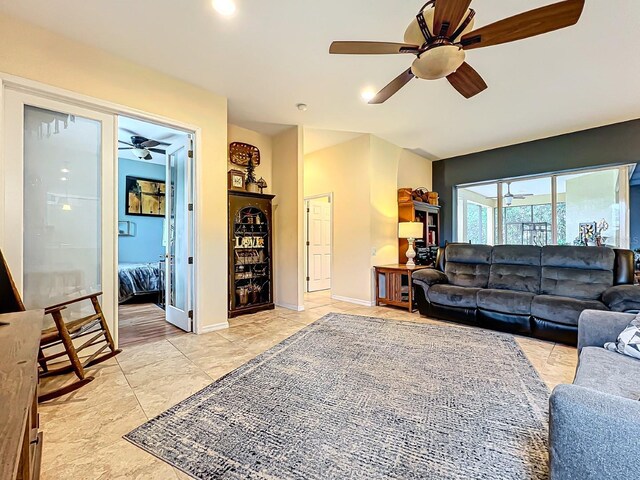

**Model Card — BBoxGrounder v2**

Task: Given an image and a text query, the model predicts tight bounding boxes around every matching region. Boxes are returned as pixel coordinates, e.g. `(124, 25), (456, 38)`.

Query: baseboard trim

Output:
(330, 295), (374, 307)
(276, 302), (305, 312)
(198, 321), (230, 334)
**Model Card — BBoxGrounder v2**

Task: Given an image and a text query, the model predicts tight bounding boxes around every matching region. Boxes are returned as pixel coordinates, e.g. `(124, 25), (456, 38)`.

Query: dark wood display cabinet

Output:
(228, 191), (275, 318)
(398, 192), (441, 265)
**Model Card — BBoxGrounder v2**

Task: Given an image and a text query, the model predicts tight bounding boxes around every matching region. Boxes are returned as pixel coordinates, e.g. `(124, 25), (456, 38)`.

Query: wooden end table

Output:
(374, 264), (430, 312)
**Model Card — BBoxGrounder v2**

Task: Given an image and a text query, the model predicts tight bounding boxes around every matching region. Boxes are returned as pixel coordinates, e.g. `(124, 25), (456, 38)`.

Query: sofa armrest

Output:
(412, 269), (448, 288)
(577, 309), (635, 354)
(549, 384), (640, 480)
(602, 284), (640, 312)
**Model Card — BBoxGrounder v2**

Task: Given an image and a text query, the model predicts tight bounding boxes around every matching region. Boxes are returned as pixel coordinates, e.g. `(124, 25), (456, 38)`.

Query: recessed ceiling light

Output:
(61, 167), (70, 173)
(360, 88), (376, 103)
(60, 176), (68, 181)
(296, 103), (308, 112)
(213, 0), (236, 16)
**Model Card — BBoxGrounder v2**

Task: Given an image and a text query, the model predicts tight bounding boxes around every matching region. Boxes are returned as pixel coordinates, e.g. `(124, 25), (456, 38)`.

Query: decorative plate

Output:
(230, 142), (260, 166)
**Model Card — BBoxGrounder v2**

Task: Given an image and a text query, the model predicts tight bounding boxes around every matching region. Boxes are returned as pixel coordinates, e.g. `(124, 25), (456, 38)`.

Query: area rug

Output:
(125, 313), (550, 479)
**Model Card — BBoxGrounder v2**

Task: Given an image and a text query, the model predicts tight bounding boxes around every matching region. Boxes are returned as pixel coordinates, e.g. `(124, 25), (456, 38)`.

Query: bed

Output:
(118, 262), (164, 304)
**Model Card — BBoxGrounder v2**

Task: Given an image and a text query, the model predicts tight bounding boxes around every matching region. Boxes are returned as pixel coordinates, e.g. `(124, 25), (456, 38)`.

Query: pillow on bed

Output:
(604, 316), (640, 361)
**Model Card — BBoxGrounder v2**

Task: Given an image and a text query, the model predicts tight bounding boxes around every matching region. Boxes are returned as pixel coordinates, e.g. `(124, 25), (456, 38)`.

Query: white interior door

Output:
(306, 196), (332, 292)
(1, 88), (116, 334)
(164, 138), (193, 331)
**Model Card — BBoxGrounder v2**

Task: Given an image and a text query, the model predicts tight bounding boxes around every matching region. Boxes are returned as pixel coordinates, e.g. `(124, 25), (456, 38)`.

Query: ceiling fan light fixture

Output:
(212, 0), (236, 17)
(360, 88), (377, 103)
(411, 46), (466, 80)
(133, 147), (151, 159)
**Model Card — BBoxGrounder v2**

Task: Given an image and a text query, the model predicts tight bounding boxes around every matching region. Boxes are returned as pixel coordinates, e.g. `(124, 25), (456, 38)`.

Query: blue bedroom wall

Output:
(118, 158), (165, 264)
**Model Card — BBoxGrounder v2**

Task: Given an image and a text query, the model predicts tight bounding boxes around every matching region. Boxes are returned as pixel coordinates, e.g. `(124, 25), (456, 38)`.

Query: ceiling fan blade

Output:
(329, 41), (420, 55)
(144, 153), (153, 161)
(433, 0), (472, 38)
(446, 62), (487, 98)
(368, 69), (415, 104)
(140, 139), (161, 148)
(148, 148), (166, 154)
(461, 0), (584, 50)
(118, 147), (133, 150)
(119, 127), (138, 136)
(118, 140), (134, 146)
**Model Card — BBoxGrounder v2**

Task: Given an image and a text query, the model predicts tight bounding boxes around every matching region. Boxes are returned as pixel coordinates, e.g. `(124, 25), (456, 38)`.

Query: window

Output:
(456, 166), (630, 248)
(457, 183), (497, 245)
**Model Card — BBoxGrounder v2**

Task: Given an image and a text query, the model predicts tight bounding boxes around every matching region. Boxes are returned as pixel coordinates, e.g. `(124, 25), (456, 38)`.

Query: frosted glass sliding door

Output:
(23, 106), (102, 308)
(2, 89), (115, 330)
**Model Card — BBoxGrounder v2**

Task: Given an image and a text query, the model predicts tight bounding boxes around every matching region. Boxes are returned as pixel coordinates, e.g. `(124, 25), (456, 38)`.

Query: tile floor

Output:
(38, 291), (578, 479)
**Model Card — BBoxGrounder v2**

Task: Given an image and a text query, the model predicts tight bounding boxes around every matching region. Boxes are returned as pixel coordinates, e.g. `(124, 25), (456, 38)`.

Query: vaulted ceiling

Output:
(1, 0), (638, 159)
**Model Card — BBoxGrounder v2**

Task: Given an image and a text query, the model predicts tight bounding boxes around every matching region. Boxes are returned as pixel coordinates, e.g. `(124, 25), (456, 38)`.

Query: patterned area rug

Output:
(125, 314), (550, 479)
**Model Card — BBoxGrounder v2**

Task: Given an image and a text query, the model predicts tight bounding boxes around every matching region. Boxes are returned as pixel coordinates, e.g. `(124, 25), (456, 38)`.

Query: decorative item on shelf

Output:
(257, 177), (268, 194)
(248, 284), (262, 304)
(399, 221), (424, 267)
(230, 142), (260, 167)
(228, 169), (245, 191)
(245, 154), (259, 193)
(427, 192), (439, 206)
(576, 220), (609, 246)
(595, 218), (609, 247)
(236, 286), (249, 305)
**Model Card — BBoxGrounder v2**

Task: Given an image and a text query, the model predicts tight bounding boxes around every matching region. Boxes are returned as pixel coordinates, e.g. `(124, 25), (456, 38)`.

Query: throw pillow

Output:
(605, 316), (640, 360)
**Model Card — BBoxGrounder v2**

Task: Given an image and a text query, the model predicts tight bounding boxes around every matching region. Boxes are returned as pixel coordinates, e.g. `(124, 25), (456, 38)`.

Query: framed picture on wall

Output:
(125, 176), (166, 217)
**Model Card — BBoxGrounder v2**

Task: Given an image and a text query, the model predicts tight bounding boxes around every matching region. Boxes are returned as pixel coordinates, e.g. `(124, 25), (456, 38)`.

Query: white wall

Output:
(304, 134), (433, 305)
(304, 135), (372, 304)
(272, 126), (304, 310)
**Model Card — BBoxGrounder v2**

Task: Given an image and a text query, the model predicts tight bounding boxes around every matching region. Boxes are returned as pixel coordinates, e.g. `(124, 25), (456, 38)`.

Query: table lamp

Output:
(399, 222), (424, 267)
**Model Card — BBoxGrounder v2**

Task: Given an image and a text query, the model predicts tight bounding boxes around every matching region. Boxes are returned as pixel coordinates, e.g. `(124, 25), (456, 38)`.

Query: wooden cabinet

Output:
(228, 191), (275, 318)
(398, 193), (441, 265)
(0, 310), (44, 480)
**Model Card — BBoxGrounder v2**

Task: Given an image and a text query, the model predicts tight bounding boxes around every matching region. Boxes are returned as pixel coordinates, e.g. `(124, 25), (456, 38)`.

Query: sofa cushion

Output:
(444, 244), (492, 288)
(531, 295), (608, 326)
(604, 316), (640, 360)
(574, 346), (640, 400)
(542, 245), (615, 270)
(540, 246), (614, 300)
(428, 284), (479, 309)
(477, 289), (535, 315)
(602, 285), (640, 312)
(491, 245), (542, 266)
(488, 245), (541, 293)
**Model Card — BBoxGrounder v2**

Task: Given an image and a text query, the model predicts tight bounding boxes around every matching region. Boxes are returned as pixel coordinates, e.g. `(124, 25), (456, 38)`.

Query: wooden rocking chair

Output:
(0, 250), (121, 402)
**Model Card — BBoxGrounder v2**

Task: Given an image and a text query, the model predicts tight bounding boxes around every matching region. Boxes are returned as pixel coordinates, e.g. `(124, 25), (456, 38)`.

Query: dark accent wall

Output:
(433, 119), (640, 244)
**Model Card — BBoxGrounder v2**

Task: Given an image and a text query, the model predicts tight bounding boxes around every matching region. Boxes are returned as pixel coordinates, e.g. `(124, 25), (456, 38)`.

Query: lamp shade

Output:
(398, 222), (424, 239)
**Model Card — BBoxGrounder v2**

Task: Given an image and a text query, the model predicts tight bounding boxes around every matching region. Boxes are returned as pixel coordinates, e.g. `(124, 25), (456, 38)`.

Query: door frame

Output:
(303, 193), (333, 293)
(0, 73), (203, 343)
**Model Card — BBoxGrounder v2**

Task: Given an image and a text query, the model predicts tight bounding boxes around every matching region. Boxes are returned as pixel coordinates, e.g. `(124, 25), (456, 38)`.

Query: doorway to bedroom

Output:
(117, 116), (194, 347)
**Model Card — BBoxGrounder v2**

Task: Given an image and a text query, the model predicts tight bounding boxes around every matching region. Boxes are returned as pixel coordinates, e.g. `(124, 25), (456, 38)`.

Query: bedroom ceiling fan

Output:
(491, 182), (534, 206)
(329, 0), (585, 103)
(118, 131), (172, 161)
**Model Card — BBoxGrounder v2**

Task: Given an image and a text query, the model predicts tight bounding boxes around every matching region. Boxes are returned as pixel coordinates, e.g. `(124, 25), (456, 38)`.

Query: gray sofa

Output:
(413, 244), (640, 345)
(549, 309), (639, 479)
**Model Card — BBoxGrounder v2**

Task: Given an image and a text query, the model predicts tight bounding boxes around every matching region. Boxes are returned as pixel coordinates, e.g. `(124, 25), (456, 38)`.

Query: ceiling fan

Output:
(491, 182), (534, 206)
(118, 132), (171, 160)
(329, 0), (585, 103)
